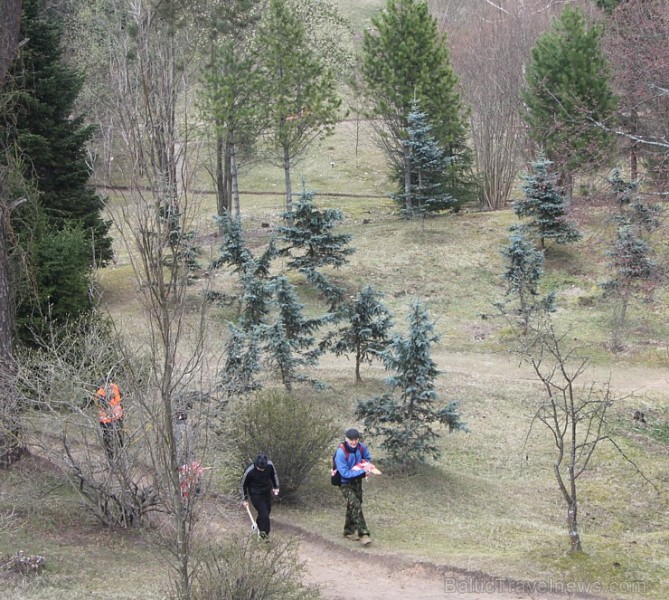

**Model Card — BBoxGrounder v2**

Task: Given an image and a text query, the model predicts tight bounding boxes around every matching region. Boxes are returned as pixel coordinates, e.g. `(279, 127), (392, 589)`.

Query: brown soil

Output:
(205, 496), (603, 600)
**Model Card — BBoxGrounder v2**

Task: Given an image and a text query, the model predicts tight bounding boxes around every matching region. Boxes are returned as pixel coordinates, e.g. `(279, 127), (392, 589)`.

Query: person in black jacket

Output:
(240, 454), (280, 539)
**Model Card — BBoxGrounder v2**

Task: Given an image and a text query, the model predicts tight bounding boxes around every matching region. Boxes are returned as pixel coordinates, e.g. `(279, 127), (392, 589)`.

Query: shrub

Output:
(223, 389), (339, 499)
(187, 536), (321, 600)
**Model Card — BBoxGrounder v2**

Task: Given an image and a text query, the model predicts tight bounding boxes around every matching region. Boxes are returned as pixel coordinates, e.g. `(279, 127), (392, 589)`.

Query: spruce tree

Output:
(1, 0), (112, 335)
(326, 285), (393, 383)
(277, 190), (354, 307)
(356, 301), (465, 469)
(514, 157), (581, 249)
(221, 323), (262, 394)
(362, 0), (473, 203)
(260, 276), (329, 390)
(603, 172), (662, 351)
(603, 225), (657, 351)
(523, 6), (616, 191)
(499, 231), (555, 334)
(212, 213), (277, 329)
(393, 100), (458, 217)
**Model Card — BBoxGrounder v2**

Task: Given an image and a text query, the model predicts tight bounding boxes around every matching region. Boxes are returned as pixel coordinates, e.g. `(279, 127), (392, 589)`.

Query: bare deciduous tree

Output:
(518, 317), (657, 552)
(449, 3), (544, 209)
(97, 2), (214, 598)
(602, 0), (669, 184)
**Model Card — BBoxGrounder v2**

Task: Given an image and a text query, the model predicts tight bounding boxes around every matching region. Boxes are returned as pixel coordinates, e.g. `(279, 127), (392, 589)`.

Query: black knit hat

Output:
(344, 428), (360, 440)
(254, 454), (268, 469)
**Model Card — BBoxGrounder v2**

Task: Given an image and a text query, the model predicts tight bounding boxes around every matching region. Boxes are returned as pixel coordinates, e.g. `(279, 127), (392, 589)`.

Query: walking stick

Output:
(244, 503), (260, 538)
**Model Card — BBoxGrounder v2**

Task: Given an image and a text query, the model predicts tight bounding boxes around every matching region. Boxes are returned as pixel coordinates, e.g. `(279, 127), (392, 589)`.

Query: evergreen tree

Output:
(499, 231), (555, 334)
(607, 168), (663, 235)
(603, 171), (663, 351)
(221, 323), (262, 394)
(393, 100), (458, 217)
(326, 285), (393, 383)
(198, 0), (265, 219)
(212, 214), (277, 329)
(603, 225), (658, 351)
(523, 6), (617, 193)
(514, 157), (581, 249)
(362, 0), (473, 203)
(356, 301), (466, 469)
(596, 0), (623, 15)
(257, 0), (341, 214)
(1, 0), (112, 335)
(277, 189), (354, 307)
(260, 276), (329, 390)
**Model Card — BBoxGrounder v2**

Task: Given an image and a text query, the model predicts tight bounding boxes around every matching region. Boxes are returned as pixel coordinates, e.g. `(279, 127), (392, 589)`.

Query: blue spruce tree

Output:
(356, 301), (465, 469)
(514, 157), (581, 249)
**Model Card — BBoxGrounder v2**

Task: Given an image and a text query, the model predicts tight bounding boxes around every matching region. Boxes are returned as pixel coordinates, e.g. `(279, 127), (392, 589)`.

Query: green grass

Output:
(0, 456), (168, 600)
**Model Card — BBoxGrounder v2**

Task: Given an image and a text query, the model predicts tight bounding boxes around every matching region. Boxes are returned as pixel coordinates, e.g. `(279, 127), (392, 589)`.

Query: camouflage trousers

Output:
(341, 477), (369, 536)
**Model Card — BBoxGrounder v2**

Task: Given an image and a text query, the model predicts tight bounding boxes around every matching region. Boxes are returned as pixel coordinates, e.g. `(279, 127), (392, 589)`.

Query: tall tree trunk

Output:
(567, 501), (581, 552)
(0, 0), (23, 86)
(403, 141), (412, 212)
(215, 134), (226, 223)
(629, 105), (639, 182)
(231, 141), (240, 218)
(0, 0), (24, 469)
(355, 343), (362, 383)
(283, 144), (292, 216)
(0, 182), (25, 468)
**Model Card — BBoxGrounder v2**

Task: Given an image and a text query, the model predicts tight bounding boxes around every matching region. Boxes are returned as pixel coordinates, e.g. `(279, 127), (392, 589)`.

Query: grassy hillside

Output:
(6, 120), (667, 597)
(3, 1), (668, 596)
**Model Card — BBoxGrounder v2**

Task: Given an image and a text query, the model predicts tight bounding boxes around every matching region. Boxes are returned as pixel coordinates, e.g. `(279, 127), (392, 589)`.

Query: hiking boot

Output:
(344, 533), (359, 541)
(359, 535), (371, 546)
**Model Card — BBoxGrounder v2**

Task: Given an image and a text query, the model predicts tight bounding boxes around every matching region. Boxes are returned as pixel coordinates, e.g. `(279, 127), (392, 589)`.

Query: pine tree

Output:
(277, 189), (354, 307)
(257, 0), (341, 214)
(1, 0), (112, 335)
(326, 285), (393, 383)
(514, 157), (581, 249)
(362, 0), (473, 203)
(393, 100), (458, 217)
(356, 301), (466, 469)
(198, 1), (265, 219)
(523, 6), (616, 192)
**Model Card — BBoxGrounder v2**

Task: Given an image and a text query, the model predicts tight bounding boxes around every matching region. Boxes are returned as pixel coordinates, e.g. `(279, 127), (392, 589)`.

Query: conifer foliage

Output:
(523, 6), (616, 183)
(393, 100), (458, 217)
(514, 157), (581, 249)
(277, 190), (354, 308)
(257, 0), (341, 214)
(260, 276), (330, 391)
(356, 301), (465, 469)
(325, 285), (393, 383)
(362, 0), (473, 203)
(499, 231), (555, 334)
(2, 0), (112, 334)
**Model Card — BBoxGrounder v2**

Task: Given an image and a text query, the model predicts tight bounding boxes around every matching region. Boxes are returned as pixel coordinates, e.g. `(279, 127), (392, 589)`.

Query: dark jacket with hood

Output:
(240, 460), (279, 500)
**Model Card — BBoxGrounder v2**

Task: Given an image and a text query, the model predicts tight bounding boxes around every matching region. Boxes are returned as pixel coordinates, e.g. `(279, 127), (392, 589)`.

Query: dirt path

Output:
(334, 348), (669, 400)
(434, 349), (669, 396)
(272, 519), (599, 600)
(205, 497), (600, 600)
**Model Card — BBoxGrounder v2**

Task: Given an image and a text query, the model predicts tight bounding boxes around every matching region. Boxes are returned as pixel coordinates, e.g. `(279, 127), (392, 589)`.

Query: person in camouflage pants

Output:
(335, 428), (373, 545)
(341, 477), (369, 539)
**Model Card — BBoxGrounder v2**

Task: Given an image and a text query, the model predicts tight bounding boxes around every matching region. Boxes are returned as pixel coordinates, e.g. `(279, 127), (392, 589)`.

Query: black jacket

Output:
(240, 461), (280, 500)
